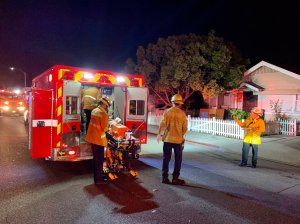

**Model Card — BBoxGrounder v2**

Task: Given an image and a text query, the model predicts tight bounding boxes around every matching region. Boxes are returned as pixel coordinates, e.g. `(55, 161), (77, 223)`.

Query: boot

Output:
(162, 177), (171, 184)
(172, 177), (185, 185)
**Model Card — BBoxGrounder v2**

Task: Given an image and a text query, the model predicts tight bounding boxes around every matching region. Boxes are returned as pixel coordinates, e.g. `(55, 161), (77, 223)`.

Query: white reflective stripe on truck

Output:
(32, 120), (58, 127)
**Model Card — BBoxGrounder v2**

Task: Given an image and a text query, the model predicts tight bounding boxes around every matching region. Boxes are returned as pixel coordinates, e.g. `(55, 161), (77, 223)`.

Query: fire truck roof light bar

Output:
(63, 71), (75, 80)
(116, 76), (125, 83)
(83, 72), (94, 79)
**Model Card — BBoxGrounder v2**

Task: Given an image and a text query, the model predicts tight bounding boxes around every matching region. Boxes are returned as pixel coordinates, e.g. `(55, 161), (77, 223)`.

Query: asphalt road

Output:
(0, 116), (300, 224)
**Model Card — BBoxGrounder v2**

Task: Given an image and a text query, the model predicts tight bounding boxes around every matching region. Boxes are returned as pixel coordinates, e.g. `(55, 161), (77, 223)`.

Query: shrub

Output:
(269, 100), (291, 121)
(229, 109), (250, 120)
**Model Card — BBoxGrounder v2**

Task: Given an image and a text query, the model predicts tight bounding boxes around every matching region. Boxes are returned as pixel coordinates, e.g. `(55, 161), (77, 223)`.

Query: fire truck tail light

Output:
(48, 74), (53, 82)
(140, 136), (147, 144)
(68, 149), (76, 155)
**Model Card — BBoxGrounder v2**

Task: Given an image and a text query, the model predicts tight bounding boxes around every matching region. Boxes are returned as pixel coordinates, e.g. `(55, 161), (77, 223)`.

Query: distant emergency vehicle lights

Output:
(13, 89), (21, 94)
(17, 106), (25, 111)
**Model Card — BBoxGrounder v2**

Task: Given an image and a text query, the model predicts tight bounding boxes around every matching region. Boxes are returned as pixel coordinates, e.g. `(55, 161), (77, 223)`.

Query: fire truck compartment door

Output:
(31, 89), (54, 158)
(126, 87), (148, 139)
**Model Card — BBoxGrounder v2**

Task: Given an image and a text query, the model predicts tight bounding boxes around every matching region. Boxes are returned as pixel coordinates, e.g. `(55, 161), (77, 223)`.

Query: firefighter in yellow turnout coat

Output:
(157, 94), (187, 185)
(86, 97), (111, 185)
(234, 107), (266, 168)
(82, 87), (101, 134)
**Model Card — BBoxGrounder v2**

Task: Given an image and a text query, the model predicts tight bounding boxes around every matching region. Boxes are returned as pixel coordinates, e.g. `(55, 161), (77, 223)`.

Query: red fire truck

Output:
(28, 65), (148, 161)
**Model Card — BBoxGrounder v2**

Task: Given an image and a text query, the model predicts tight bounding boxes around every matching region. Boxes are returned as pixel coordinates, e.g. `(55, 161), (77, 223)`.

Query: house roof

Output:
(244, 61), (300, 80)
(239, 81), (264, 92)
(256, 89), (300, 95)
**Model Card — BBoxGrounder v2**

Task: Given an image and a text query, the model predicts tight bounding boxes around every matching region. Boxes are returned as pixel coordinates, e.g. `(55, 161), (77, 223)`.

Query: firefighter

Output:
(234, 107), (266, 168)
(85, 96), (111, 185)
(157, 94), (187, 185)
(82, 87), (101, 134)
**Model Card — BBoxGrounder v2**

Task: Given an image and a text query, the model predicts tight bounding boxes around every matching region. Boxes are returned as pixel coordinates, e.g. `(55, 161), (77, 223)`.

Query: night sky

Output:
(0, 0), (299, 88)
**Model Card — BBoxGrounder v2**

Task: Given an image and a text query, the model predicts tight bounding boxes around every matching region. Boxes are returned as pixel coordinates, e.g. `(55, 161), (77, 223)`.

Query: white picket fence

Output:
(148, 112), (299, 138)
(279, 119), (298, 136)
(187, 116), (244, 139)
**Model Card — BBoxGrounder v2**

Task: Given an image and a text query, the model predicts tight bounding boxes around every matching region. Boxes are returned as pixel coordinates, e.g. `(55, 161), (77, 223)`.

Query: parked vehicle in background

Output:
(0, 89), (26, 116)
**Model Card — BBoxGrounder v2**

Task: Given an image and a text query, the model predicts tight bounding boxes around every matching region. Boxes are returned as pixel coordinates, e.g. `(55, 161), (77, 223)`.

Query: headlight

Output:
(17, 106), (25, 111)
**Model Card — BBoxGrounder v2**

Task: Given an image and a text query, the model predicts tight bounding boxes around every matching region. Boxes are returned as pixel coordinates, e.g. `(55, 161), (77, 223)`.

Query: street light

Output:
(10, 67), (27, 88)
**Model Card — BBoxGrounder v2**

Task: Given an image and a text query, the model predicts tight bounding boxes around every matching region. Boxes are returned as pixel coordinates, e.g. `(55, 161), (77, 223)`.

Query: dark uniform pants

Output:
(162, 142), (182, 179)
(84, 109), (92, 134)
(92, 144), (104, 182)
(242, 142), (258, 166)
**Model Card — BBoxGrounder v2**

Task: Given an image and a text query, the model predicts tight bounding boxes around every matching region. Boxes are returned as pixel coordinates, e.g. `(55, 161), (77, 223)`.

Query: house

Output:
(207, 61), (300, 120)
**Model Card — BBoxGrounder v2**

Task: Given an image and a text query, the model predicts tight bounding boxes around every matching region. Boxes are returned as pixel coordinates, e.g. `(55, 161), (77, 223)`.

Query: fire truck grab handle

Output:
(66, 117), (79, 120)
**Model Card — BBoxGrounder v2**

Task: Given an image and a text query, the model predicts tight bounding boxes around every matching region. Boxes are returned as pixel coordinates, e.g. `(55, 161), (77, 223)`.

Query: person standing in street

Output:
(234, 107), (266, 168)
(157, 94), (187, 185)
(86, 96), (111, 185)
(82, 87), (101, 134)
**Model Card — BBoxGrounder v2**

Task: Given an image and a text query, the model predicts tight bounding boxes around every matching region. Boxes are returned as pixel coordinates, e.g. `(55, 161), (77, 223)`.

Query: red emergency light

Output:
(63, 71), (75, 80)
(131, 78), (139, 87)
(100, 75), (112, 84)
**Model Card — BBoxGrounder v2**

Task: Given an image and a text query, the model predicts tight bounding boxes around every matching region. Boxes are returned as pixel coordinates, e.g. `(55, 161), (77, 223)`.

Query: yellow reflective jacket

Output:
(236, 117), (266, 145)
(159, 106), (187, 144)
(82, 87), (101, 110)
(85, 106), (109, 146)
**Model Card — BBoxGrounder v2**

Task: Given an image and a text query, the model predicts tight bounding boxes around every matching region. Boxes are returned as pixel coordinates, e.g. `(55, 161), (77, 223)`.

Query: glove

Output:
(156, 134), (161, 143)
